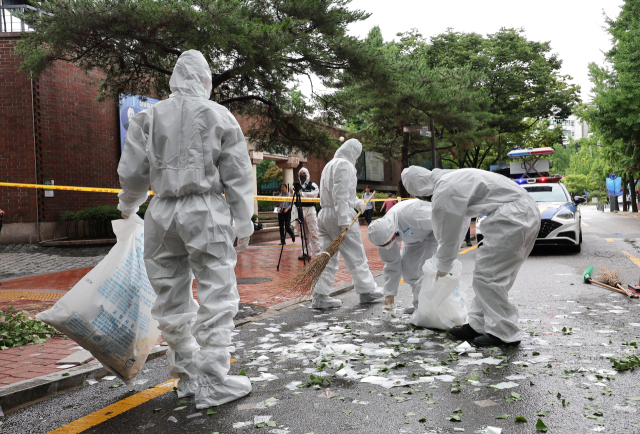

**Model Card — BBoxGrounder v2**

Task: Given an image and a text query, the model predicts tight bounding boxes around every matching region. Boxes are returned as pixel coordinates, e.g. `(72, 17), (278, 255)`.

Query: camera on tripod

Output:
(293, 182), (303, 193)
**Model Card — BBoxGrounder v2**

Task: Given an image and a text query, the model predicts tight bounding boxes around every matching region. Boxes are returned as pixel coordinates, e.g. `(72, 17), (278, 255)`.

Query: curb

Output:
(0, 273), (381, 413)
(0, 345), (167, 414)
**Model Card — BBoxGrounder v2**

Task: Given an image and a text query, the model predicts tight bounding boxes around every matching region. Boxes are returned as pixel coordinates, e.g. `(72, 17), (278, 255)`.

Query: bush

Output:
(58, 205), (131, 239)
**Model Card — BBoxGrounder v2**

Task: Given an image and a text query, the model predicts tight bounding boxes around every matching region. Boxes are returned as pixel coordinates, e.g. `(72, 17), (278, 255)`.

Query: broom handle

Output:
(589, 279), (632, 297)
(616, 283), (639, 298)
(345, 191), (377, 232)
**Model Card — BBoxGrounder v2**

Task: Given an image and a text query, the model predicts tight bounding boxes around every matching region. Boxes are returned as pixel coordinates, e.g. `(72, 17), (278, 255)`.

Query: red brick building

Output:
(0, 32), (400, 244)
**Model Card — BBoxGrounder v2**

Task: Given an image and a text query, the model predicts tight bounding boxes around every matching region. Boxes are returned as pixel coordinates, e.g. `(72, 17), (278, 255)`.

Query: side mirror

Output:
(574, 196), (586, 204)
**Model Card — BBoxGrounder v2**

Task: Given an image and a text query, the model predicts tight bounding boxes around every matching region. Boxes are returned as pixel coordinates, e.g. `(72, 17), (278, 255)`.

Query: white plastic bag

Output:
(410, 257), (468, 330)
(36, 215), (160, 384)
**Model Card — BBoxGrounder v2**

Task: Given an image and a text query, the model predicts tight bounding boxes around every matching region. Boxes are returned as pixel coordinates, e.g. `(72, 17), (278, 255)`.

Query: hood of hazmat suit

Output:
(319, 139), (363, 227)
(402, 165), (540, 343)
(117, 49), (255, 409)
(367, 215), (397, 247)
(298, 167), (319, 197)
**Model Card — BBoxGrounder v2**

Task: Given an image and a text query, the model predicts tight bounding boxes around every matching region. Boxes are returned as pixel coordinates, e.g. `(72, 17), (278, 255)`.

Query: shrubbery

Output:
(58, 204), (148, 239)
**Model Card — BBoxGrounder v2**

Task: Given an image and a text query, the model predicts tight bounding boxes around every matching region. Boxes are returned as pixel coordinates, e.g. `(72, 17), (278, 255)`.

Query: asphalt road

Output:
(3, 205), (640, 434)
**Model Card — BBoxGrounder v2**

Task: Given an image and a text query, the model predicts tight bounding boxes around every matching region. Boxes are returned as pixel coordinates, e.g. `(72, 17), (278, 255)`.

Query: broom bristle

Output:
(597, 268), (621, 287)
(281, 233), (346, 298)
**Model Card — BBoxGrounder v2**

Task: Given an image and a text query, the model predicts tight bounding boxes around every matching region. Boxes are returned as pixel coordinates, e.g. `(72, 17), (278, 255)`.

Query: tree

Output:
(262, 161), (283, 184)
(427, 28), (580, 164)
(15, 0), (371, 156)
(325, 27), (493, 194)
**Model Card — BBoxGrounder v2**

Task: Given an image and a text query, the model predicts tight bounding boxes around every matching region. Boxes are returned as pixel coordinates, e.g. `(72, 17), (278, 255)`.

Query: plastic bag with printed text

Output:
(410, 257), (468, 330)
(37, 215), (160, 384)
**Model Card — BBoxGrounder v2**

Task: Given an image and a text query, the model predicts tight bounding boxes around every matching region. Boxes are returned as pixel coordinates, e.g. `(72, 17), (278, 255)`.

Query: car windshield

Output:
(523, 185), (568, 202)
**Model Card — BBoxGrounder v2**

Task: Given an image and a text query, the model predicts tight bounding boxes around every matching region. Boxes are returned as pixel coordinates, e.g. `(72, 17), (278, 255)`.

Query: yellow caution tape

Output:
(0, 182), (412, 203)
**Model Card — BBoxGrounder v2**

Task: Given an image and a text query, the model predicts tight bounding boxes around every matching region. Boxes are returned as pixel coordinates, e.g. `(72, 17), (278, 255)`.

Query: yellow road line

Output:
(623, 251), (640, 268)
(605, 238), (614, 242)
(459, 245), (478, 254)
(582, 222), (589, 227)
(399, 279), (404, 284)
(48, 379), (178, 434)
(50, 359), (238, 433)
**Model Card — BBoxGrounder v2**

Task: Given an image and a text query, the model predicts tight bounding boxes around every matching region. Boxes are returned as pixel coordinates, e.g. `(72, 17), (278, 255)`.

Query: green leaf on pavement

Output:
(405, 412), (417, 416)
(495, 414), (509, 419)
(536, 418), (548, 432)
(174, 406), (186, 411)
(266, 421), (277, 427)
(515, 416), (527, 423)
(239, 369), (246, 376)
(153, 408), (161, 413)
(446, 415), (461, 422)
(535, 410), (550, 417)
(343, 410), (352, 415)
(206, 408), (215, 415)
(418, 418), (426, 422)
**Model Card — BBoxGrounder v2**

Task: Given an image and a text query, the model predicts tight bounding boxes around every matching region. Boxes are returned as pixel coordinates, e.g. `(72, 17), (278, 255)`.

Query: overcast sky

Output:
(305, 0), (624, 103)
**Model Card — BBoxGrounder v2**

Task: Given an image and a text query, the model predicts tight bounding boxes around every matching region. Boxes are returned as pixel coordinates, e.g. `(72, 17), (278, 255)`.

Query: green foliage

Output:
(58, 205), (144, 239)
(0, 306), (62, 349)
(262, 161), (283, 184)
(610, 354), (640, 371)
(298, 374), (331, 388)
(15, 0), (371, 157)
(563, 175), (592, 195)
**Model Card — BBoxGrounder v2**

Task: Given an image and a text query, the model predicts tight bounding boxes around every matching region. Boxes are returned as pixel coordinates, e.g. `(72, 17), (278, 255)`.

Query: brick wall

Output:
(0, 33), (120, 225)
(34, 60), (120, 222)
(0, 34), (37, 223)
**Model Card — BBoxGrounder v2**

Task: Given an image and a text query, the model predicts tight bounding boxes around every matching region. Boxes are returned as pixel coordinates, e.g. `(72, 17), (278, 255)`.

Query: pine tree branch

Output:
(219, 95), (274, 106)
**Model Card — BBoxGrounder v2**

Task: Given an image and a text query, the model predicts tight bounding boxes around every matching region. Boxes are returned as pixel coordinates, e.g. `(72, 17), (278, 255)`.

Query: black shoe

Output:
(448, 324), (481, 341)
(298, 254), (311, 260)
(291, 233), (295, 242)
(281, 238), (286, 245)
(473, 333), (520, 347)
(466, 241), (472, 247)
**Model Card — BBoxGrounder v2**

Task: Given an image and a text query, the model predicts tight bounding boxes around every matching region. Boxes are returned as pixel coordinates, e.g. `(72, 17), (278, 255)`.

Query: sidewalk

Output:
(0, 226), (384, 387)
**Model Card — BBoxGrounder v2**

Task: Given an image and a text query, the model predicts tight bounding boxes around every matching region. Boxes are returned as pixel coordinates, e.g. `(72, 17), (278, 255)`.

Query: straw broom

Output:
(597, 267), (639, 298)
(282, 191), (377, 298)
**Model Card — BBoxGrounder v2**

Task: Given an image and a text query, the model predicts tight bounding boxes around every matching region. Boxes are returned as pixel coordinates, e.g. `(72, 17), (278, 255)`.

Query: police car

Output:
(476, 147), (586, 252)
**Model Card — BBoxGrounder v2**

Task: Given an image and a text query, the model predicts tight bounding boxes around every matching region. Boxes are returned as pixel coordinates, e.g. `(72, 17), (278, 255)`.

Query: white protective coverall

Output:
(313, 139), (383, 308)
(295, 167), (322, 257)
(117, 50), (254, 408)
(401, 167), (540, 343)
(367, 199), (438, 311)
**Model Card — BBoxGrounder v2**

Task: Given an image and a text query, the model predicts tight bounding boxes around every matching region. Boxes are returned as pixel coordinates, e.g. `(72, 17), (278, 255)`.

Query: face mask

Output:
(300, 174), (307, 183)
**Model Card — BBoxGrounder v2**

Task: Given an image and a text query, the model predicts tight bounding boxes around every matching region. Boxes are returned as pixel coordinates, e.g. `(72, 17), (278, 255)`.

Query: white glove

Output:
(235, 237), (250, 253)
(121, 213), (129, 219)
(435, 270), (448, 281)
(340, 224), (350, 233)
(356, 200), (367, 213)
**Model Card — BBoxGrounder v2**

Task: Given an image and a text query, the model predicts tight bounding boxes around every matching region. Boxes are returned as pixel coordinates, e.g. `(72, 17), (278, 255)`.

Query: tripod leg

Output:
(277, 242), (285, 271)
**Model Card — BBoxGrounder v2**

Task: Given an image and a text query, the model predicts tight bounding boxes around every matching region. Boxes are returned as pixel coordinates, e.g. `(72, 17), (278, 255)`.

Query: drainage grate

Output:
(237, 277), (272, 285)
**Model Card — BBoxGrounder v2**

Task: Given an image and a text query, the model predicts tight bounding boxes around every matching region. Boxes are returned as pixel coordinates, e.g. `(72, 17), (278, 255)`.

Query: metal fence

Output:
(0, 5), (50, 33)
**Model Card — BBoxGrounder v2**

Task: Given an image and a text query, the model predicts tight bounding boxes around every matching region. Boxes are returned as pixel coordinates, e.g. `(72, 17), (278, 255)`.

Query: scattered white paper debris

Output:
(233, 421), (252, 429)
(56, 364), (76, 369)
(186, 413), (203, 419)
(490, 382), (519, 390)
(167, 416), (178, 423)
(435, 375), (457, 383)
(285, 381), (302, 390)
(254, 415), (272, 424)
(85, 379), (98, 385)
(102, 376), (116, 381)
(474, 400), (498, 407)
(484, 427), (502, 434)
(614, 404), (636, 413)
(505, 375), (527, 381)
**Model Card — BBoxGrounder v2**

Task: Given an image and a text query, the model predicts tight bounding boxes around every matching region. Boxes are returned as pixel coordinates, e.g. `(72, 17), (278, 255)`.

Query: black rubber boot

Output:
(298, 254), (311, 260)
(473, 333), (520, 347)
(448, 324), (481, 341)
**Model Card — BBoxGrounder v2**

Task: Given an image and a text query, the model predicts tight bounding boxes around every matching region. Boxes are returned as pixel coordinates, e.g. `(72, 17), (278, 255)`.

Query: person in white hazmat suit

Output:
(367, 199), (438, 314)
(295, 167), (322, 260)
(312, 139), (384, 309)
(117, 50), (254, 408)
(401, 166), (540, 347)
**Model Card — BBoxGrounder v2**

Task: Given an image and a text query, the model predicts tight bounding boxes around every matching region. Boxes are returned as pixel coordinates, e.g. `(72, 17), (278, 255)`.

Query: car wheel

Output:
(579, 229), (582, 244)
